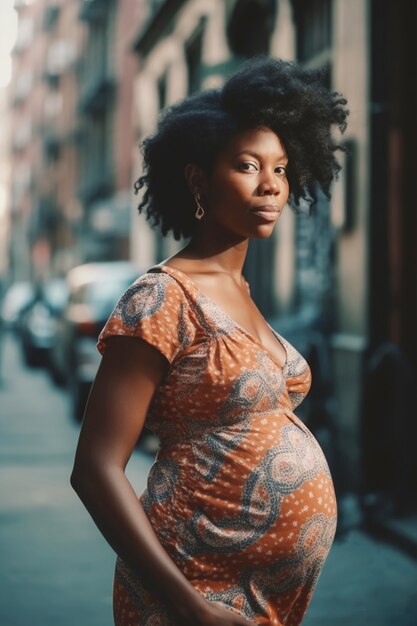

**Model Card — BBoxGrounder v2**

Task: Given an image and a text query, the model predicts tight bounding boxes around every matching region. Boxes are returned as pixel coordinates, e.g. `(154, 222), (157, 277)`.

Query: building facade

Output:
(8, 0), (48, 280)
(129, 0), (416, 522)
(77, 0), (143, 262)
(7, 0), (144, 278)
(0, 88), (11, 282)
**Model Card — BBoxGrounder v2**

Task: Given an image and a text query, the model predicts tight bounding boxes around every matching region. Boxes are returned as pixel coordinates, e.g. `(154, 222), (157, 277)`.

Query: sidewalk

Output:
(303, 526), (417, 626)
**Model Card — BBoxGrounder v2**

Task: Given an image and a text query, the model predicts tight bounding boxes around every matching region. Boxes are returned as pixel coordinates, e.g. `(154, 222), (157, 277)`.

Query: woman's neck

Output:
(175, 229), (249, 278)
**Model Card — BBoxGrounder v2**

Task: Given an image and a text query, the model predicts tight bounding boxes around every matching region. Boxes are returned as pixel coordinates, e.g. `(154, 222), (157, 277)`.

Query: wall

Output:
(331, 0), (369, 491)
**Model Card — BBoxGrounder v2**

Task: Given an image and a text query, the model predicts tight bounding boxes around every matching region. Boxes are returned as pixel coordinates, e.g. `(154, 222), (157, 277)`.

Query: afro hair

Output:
(134, 56), (348, 239)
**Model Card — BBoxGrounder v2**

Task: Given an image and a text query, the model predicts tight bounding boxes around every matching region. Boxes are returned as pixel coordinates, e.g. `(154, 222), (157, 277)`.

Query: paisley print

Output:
(117, 278), (165, 323)
(98, 265), (337, 626)
(142, 459), (179, 506)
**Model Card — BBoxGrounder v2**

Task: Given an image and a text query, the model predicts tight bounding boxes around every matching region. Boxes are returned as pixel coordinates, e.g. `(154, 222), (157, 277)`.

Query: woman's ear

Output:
(184, 163), (207, 197)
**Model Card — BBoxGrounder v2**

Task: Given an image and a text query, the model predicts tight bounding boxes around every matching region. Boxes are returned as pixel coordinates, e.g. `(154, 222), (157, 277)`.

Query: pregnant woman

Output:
(71, 57), (348, 625)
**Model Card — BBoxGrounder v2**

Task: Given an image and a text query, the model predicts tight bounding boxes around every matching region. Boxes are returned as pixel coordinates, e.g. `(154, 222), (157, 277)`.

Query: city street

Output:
(0, 334), (416, 626)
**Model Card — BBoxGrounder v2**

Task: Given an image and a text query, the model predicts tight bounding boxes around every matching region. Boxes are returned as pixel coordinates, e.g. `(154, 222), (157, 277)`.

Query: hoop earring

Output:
(194, 193), (205, 220)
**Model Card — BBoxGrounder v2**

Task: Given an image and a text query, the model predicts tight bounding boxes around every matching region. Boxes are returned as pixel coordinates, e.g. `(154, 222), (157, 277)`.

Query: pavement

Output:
(0, 334), (416, 626)
(304, 528), (417, 626)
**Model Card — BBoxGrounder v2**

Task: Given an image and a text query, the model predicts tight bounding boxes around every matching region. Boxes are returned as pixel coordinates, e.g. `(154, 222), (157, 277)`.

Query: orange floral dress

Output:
(97, 265), (337, 626)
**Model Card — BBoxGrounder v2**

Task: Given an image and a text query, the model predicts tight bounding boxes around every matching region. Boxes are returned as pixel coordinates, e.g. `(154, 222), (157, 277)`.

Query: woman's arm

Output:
(70, 336), (253, 626)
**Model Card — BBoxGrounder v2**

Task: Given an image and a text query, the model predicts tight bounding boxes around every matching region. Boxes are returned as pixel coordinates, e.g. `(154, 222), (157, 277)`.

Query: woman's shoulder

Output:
(114, 267), (194, 319)
(125, 266), (189, 296)
(97, 268), (197, 361)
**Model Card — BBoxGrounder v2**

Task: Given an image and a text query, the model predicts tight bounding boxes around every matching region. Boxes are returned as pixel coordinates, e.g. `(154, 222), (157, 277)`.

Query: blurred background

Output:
(0, 1), (416, 625)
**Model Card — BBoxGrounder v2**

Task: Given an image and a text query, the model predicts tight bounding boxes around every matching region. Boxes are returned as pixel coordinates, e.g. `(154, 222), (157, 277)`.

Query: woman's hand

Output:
(173, 598), (255, 626)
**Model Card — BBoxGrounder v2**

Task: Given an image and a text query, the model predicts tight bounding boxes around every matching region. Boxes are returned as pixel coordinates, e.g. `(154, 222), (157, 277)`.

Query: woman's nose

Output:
(258, 173), (279, 196)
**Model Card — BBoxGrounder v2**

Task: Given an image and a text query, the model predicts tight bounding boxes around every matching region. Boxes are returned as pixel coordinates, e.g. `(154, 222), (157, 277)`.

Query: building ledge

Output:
(330, 333), (367, 353)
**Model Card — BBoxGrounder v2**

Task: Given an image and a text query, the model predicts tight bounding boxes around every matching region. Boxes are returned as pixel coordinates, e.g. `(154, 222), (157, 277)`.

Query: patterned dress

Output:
(97, 265), (337, 626)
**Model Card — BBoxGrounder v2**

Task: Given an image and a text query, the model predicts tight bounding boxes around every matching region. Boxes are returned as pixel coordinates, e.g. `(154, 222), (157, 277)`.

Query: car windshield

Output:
(87, 277), (134, 317)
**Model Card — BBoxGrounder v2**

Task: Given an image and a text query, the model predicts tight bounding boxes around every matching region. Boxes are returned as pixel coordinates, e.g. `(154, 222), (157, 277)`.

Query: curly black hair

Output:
(134, 56), (348, 240)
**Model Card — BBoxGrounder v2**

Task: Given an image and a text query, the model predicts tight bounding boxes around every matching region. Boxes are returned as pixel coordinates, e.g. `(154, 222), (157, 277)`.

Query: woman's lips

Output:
(250, 205), (280, 221)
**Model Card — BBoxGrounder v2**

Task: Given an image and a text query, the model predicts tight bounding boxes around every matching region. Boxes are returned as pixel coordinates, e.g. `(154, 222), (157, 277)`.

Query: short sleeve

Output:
(97, 272), (195, 363)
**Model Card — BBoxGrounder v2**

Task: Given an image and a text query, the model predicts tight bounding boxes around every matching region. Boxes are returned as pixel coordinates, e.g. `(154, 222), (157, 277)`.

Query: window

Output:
(185, 19), (205, 95)
(157, 73), (167, 110)
(293, 0), (332, 65)
(227, 0), (275, 58)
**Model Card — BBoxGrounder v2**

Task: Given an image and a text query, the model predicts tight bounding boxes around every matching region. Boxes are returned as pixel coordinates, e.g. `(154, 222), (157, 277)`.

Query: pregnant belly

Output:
(189, 422), (335, 561)
(146, 414), (337, 571)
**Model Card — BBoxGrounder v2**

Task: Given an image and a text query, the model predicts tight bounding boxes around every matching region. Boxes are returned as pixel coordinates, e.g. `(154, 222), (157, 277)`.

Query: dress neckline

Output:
(149, 264), (288, 372)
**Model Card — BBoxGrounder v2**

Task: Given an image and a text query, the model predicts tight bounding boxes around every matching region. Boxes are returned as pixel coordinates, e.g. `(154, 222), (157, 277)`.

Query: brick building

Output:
(7, 0), (143, 277)
(8, 0), (48, 280)
(77, 0), (142, 262)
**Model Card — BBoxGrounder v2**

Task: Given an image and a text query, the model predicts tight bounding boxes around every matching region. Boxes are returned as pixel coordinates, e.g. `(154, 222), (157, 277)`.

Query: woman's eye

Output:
(238, 162), (257, 171)
(275, 166), (287, 176)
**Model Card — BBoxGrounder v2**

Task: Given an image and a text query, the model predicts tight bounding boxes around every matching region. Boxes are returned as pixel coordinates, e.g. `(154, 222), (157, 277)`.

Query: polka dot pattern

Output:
(98, 266), (337, 626)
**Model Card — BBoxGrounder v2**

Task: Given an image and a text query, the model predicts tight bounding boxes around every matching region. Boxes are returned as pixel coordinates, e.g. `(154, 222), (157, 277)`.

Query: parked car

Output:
(19, 279), (68, 367)
(0, 281), (34, 331)
(51, 262), (141, 421)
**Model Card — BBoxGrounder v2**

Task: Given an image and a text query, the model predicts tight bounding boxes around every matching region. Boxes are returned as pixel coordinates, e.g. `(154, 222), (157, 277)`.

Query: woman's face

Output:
(203, 126), (290, 240)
